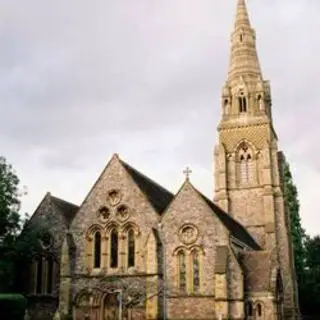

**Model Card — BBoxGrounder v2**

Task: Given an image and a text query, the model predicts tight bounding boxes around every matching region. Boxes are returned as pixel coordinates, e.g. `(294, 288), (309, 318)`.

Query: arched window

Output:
(46, 256), (54, 294)
(110, 229), (118, 268)
(192, 251), (200, 293)
(238, 143), (253, 184)
(246, 301), (253, 319)
(127, 229), (135, 268)
(238, 91), (247, 113)
(94, 231), (101, 268)
(36, 258), (43, 294)
(178, 251), (186, 292)
(256, 303), (263, 318)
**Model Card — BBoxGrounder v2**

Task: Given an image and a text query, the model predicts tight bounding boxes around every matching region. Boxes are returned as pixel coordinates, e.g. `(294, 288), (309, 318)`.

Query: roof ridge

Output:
(119, 159), (174, 196)
(119, 159), (174, 214)
(51, 195), (79, 208)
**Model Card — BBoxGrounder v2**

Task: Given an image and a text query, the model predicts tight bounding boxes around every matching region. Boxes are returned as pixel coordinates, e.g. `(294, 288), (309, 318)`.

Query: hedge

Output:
(0, 294), (27, 320)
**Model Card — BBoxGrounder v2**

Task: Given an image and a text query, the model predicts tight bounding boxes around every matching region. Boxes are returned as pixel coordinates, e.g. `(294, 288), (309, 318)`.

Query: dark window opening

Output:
(240, 34), (243, 42)
(247, 302), (253, 316)
(47, 257), (53, 294)
(128, 229), (135, 268)
(257, 303), (262, 316)
(94, 231), (101, 268)
(36, 258), (43, 294)
(110, 229), (118, 268)
(238, 96), (247, 113)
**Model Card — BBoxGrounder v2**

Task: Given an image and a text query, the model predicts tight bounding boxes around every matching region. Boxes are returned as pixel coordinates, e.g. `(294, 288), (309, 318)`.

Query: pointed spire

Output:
(234, 0), (251, 29)
(227, 0), (262, 83)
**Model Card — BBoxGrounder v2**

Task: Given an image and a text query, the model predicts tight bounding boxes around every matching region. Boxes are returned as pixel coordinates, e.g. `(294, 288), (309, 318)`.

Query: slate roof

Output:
(120, 160), (174, 214)
(51, 196), (79, 228)
(198, 192), (261, 250)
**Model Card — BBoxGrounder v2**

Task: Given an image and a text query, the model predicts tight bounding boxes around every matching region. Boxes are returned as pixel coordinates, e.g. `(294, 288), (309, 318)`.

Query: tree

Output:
(0, 156), (21, 244)
(0, 156), (42, 292)
(300, 236), (320, 316)
(282, 159), (306, 286)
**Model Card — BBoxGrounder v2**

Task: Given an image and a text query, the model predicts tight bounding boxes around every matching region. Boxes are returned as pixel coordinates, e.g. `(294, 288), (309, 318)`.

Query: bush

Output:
(0, 294), (27, 320)
(61, 315), (73, 320)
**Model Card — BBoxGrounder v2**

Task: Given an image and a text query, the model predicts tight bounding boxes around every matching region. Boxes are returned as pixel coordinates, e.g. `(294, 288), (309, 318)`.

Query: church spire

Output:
(228, 0), (262, 83)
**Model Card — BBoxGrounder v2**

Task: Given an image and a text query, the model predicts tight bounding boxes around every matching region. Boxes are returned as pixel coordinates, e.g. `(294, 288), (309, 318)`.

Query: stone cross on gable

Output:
(183, 166), (192, 180)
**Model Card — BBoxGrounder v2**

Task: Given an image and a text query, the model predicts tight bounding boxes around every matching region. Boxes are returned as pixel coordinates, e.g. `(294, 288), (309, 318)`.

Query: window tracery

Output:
(33, 255), (56, 295)
(238, 142), (253, 184)
(174, 246), (203, 294)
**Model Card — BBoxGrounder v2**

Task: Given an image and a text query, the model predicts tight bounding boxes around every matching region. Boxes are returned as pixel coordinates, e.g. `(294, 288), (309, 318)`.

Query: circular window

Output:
(98, 206), (110, 222)
(40, 232), (53, 249)
(116, 204), (130, 222)
(178, 224), (198, 245)
(106, 189), (122, 207)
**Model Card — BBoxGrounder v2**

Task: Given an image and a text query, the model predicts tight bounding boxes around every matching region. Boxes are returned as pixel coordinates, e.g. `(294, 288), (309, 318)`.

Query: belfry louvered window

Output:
(239, 143), (253, 184)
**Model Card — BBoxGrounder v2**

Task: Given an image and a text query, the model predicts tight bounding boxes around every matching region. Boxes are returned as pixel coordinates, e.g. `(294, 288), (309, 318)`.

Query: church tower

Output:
(214, 0), (299, 318)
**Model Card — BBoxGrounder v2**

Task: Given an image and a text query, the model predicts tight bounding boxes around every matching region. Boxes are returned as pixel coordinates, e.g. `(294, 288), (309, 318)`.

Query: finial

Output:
(183, 166), (192, 181)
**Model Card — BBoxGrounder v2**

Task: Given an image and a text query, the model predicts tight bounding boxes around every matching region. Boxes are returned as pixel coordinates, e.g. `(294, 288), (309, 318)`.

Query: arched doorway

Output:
(102, 293), (120, 320)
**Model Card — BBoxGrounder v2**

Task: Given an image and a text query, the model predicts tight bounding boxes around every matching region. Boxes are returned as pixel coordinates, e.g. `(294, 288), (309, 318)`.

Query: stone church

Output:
(24, 0), (300, 319)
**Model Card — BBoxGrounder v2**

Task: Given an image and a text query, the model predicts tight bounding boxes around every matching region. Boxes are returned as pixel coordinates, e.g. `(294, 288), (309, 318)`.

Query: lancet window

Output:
(192, 250), (200, 293)
(127, 228), (135, 268)
(238, 91), (247, 113)
(33, 256), (56, 295)
(110, 229), (119, 268)
(178, 250), (187, 292)
(238, 142), (253, 184)
(94, 231), (102, 269)
(175, 246), (203, 294)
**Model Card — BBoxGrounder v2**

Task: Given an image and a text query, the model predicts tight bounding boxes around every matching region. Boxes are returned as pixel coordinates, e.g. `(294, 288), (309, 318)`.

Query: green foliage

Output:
(0, 293), (27, 319)
(0, 156), (21, 241)
(282, 160), (306, 285)
(0, 156), (44, 292)
(300, 236), (320, 315)
(282, 158), (320, 316)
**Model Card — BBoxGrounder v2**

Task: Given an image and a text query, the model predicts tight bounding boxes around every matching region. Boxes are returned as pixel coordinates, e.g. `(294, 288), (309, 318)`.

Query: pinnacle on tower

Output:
(227, 0), (262, 83)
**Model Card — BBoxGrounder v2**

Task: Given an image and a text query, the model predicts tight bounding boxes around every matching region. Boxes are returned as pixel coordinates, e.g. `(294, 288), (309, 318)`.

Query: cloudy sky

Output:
(1, 0), (319, 236)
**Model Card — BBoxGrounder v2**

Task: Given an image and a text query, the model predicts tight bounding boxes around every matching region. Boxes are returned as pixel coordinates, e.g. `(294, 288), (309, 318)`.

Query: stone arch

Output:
(189, 245), (205, 255)
(105, 221), (119, 234)
(86, 224), (104, 240)
(121, 222), (140, 235)
(234, 140), (257, 185)
(173, 246), (188, 256)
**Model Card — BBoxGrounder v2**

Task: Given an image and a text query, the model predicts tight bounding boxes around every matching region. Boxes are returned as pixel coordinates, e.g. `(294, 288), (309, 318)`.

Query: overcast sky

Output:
(1, 0), (319, 236)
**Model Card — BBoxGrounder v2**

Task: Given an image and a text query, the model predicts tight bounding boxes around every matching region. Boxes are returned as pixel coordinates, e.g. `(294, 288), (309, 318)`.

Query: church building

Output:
(24, 0), (299, 319)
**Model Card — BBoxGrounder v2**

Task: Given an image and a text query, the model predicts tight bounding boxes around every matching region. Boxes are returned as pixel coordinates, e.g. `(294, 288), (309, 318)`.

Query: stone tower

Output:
(214, 0), (299, 318)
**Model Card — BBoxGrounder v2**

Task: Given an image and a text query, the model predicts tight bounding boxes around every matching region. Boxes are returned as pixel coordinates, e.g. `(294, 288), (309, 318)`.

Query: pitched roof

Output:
(51, 196), (79, 228)
(120, 160), (174, 214)
(198, 192), (261, 250)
